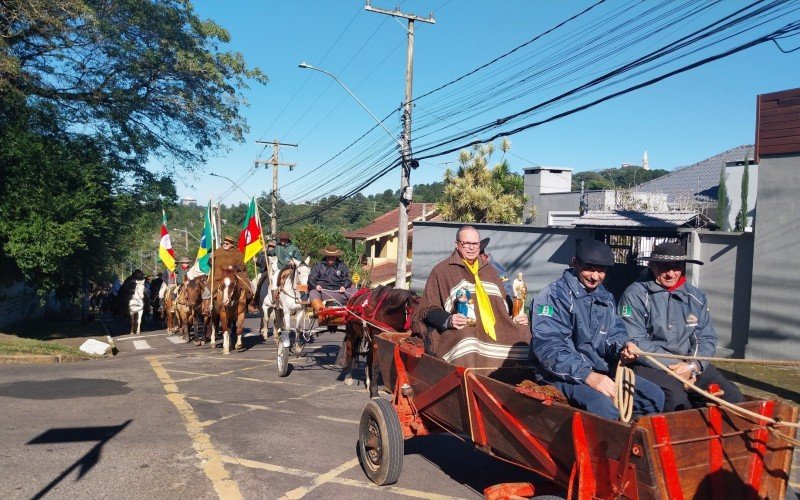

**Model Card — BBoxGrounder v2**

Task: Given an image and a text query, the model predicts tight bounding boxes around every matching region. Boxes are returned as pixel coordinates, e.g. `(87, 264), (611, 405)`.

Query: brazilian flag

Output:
(195, 201), (214, 273)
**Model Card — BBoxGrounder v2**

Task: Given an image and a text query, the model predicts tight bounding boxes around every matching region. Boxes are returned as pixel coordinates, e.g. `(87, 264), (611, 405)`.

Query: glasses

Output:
(457, 240), (480, 248)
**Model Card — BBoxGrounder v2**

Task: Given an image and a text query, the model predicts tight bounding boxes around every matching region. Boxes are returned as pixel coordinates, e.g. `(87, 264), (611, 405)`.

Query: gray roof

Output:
(575, 211), (716, 229)
(635, 144), (754, 202)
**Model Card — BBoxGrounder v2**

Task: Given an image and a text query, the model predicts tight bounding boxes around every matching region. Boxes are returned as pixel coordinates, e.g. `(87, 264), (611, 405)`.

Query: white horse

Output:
(274, 257), (311, 350)
(128, 279), (146, 335)
(252, 255), (279, 339)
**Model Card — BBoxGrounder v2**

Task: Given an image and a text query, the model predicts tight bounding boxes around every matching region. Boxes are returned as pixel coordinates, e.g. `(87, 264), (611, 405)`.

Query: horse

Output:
(175, 277), (204, 342)
(163, 284), (179, 334)
(211, 267), (250, 354)
(336, 285), (420, 397)
(273, 257), (311, 350)
(127, 278), (147, 335)
(251, 255), (279, 339)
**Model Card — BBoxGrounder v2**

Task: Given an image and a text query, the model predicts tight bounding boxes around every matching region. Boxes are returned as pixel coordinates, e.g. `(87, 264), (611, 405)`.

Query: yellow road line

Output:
(148, 356), (242, 500)
(280, 458), (360, 499)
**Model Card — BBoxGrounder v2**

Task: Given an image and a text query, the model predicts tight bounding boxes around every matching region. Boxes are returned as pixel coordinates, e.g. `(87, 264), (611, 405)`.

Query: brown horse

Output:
(336, 285), (419, 397)
(211, 267), (249, 354)
(175, 278), (204, 342)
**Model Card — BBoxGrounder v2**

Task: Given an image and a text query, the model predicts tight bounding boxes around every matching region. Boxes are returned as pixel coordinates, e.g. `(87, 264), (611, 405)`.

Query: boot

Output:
(310, 298), (324, 317)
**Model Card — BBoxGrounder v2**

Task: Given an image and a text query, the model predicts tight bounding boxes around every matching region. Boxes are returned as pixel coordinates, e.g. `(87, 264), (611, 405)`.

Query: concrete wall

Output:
(410, 221), (592, 296)
(723, 163), (759, 230)
(747, 154), (800, 359)
(694, 231), (753, 356)
(0, 282), (71, 329)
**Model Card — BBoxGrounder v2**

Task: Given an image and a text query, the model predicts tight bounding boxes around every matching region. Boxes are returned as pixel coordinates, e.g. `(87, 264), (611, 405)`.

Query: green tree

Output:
(1, 0), (267, 170)
(716, 166), (729, 231)
(438, 139), (526, 223)
(735, 157), (750, 231)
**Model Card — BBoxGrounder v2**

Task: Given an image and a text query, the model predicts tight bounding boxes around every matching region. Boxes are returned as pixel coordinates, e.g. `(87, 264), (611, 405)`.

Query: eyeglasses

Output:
(457, 240), (480, 248)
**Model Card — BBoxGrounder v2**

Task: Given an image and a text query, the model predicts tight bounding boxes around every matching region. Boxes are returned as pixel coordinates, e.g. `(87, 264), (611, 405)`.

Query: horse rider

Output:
(411, 225), (529, 367)
(619, 241), (744, 412)
(308, 244), (357, 315)
(209, 235), (253, 304)
(267, 231), (302, 301)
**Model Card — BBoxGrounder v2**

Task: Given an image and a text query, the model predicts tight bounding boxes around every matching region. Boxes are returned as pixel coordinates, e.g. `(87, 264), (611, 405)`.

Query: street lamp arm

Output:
(210, 172), (252, 200)
(172, 228), (201, 244)
(299, 62), (403, 150)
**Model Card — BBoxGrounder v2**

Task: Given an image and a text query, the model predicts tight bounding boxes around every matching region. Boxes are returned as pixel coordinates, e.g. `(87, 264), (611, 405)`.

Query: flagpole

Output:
(254, 198), (274, 286)
(208, 196), (216, 339)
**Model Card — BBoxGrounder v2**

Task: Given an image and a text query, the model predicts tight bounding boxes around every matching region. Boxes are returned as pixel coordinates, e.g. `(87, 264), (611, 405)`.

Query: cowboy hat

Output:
(640, 242), (703, 265)
(320, 244), (343, 257)
(176, 256), (192, 264)
(222, 235), (236, 245)
(479, 237), (490, 254)
(277, 231), (291, 241)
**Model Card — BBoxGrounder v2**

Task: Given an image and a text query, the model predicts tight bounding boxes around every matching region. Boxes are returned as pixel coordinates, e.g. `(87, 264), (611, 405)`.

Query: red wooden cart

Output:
(356, 332), (798, 499)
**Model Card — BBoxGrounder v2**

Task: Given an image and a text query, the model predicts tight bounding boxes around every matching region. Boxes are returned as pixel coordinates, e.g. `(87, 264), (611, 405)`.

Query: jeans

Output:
(551, 374), (665, 420)
(632, 363), (743, 412)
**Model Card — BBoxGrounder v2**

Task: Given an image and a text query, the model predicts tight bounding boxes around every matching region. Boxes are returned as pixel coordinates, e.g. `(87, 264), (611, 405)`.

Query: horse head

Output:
(292, 257), (311, 295)
(215, 267), (240, 308)
(378, 288), (420, 332)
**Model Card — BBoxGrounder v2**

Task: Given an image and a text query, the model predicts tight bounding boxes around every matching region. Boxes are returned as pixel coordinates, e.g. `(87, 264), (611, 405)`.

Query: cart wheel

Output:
(277, 341), (290, 377)
(358, 398), (403, 485)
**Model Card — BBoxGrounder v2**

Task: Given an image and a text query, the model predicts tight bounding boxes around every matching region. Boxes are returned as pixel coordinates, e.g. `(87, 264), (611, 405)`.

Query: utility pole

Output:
(255, 140), (297, 238)
(365, 0), (434, 289)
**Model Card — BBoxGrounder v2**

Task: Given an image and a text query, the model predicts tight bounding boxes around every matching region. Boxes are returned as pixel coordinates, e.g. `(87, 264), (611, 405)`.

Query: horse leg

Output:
(136, 310), (143, 335)
(129, 313), (135, 335)
(235, 304), (245, 350)
(339, 325), (357, 386)
(367, 339), (380, 398)
(222, 312), (231, 354)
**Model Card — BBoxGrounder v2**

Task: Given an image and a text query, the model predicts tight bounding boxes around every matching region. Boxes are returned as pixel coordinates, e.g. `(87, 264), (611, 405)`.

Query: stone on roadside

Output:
(79, 339), (113, 356)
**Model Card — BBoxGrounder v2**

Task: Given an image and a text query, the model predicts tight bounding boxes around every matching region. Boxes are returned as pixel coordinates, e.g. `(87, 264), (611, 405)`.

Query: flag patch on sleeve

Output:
(620, 304), (632, 317)
(536, 304), (554, 317)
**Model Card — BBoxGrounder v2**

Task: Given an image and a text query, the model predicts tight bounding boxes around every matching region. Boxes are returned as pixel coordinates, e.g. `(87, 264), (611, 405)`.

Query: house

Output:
(343, 202), (439, 286)
(525, 145), (757, 231)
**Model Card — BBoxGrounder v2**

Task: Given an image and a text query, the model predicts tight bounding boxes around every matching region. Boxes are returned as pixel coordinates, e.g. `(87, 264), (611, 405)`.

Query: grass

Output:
(0, 334), (94, 358)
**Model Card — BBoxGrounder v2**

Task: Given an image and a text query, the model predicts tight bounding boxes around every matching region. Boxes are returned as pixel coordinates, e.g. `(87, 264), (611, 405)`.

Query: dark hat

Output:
(479, 238), (490, 254)
(277, 231), (291, 241)
(641, 242), (703, 265)
(132, 269), (144, 280)
(320, 244), (343, 257)
(223, 235), (235, 244)
(575, 239), (616, 267)
(177, 256), (191, 264)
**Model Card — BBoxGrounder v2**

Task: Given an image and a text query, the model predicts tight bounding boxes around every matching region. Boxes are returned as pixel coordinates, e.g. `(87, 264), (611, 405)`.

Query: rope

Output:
(614, 363), (635, 423)
(632, 349), (800, 367)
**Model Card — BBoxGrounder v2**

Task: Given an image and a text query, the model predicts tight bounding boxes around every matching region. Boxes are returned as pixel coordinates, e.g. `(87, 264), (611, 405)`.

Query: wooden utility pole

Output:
(255, 140), (297, 238)
(365, 1), (434, 289)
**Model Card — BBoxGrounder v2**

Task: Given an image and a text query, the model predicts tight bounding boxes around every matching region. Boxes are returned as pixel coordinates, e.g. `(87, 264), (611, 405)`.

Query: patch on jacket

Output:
(620, 304), (632, 317)
(536, 304), (554, 317)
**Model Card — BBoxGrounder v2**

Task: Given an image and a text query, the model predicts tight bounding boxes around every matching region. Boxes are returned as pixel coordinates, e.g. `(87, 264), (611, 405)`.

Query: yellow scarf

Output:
(463, 259), (496, 340)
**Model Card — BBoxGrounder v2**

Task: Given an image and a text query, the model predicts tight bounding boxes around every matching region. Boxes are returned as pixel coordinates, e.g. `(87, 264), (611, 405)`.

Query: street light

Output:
(210, 172), (252, 200)
(299, 62), (419, 288)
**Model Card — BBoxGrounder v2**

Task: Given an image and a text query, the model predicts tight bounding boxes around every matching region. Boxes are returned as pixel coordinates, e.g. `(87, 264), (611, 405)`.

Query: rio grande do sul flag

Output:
(159, 210), (176, 272)
(238, 197), (263, 263)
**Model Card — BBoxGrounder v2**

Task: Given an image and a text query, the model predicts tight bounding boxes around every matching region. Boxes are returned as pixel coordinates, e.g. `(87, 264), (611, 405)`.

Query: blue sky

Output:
(171, 1), (800, 207)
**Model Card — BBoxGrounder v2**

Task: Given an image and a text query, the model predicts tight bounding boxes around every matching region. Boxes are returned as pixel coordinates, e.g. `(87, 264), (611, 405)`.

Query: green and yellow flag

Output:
(195, 201), (214, 273)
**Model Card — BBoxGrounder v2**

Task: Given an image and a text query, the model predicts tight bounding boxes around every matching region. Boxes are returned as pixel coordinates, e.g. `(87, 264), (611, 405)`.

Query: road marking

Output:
(148, 357), (243, 500)
(132, 340), (151, 350)
(280, 458), (359, 499)
(117, 333), (165, 341)
(185, 396), (359, 425)
(167, 336), (186, 344)
(221, 455), (314, 478)
(316, 415), (359, 425)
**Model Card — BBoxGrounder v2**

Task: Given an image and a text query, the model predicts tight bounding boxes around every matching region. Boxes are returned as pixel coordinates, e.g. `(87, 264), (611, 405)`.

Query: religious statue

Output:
(512, 272), (527, 317)
(454, 286), (477, 326)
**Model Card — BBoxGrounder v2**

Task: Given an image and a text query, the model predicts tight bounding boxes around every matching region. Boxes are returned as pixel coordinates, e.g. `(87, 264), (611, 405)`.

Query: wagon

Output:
(356, 332), (798, 499)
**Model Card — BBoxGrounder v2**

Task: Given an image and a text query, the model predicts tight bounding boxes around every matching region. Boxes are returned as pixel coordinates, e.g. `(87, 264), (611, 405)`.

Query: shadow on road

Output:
(27, 420), (132, 500)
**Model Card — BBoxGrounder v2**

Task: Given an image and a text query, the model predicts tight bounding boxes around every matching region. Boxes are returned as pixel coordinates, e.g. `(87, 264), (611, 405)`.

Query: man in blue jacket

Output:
(619, 242), (743, 411)
(529, 239), (664, 420)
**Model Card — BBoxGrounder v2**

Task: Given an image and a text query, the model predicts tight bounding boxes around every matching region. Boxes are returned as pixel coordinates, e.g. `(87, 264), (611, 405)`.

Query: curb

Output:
(0, 354), (92, 365)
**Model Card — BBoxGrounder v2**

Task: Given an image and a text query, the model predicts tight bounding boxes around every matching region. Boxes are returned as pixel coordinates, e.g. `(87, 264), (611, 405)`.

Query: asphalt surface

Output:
(0, 314), (536, 500)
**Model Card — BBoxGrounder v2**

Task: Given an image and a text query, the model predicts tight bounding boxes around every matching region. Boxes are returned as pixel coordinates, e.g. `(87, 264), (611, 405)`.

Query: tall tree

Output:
(716, 166), (729, 231)
(438, 140), (525, 224)
(735, 156), (750, 231)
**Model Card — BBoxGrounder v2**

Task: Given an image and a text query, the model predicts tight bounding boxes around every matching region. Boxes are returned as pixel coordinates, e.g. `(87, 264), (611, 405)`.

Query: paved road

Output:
(0, 314), (534, 500)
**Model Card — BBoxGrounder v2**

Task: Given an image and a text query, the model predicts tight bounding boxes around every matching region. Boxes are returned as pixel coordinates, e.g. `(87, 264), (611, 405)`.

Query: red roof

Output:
(365, 261), (411, 286)
(343, 203), (438, 240)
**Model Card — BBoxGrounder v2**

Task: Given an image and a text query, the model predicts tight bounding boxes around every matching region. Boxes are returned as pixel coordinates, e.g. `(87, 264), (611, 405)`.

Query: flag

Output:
(239, 197), (263, 263)
(195, 200), (214, 273)
(159, 210), (176, 272)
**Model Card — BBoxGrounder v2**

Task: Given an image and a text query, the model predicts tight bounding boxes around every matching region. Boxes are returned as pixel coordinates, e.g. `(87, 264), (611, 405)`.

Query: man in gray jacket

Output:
(619, 242), (743, 412)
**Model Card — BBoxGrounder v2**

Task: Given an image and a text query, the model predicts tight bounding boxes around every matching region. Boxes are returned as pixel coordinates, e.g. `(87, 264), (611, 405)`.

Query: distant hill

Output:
(572, 166), (669, 191)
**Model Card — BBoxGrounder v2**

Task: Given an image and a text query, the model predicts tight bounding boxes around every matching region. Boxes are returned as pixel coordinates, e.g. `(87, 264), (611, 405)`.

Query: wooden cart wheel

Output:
(277, 340), (290, 377)
(357, 398), (403, 485)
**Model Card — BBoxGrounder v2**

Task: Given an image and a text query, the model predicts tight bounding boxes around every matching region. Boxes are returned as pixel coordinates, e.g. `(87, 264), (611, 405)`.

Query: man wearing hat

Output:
(266, 231), (302, 299)
(529, 239), (664, 420)
(211, 235), (253, 303)
(308, 244), (356, 315)
(479, 237), (514, 312)
(619, 242), (743, 411)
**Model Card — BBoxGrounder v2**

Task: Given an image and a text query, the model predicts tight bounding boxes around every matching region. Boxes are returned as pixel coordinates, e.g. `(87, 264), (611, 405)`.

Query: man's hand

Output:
(585, 372), (616, 399)
(620, 341), (639, 363)
(315, 285), (322, 292)
(338, 286), (346, 293)
(449, 313), (468, 330)
(512, 312), (528, 326)
(669, 361), (695, 381)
